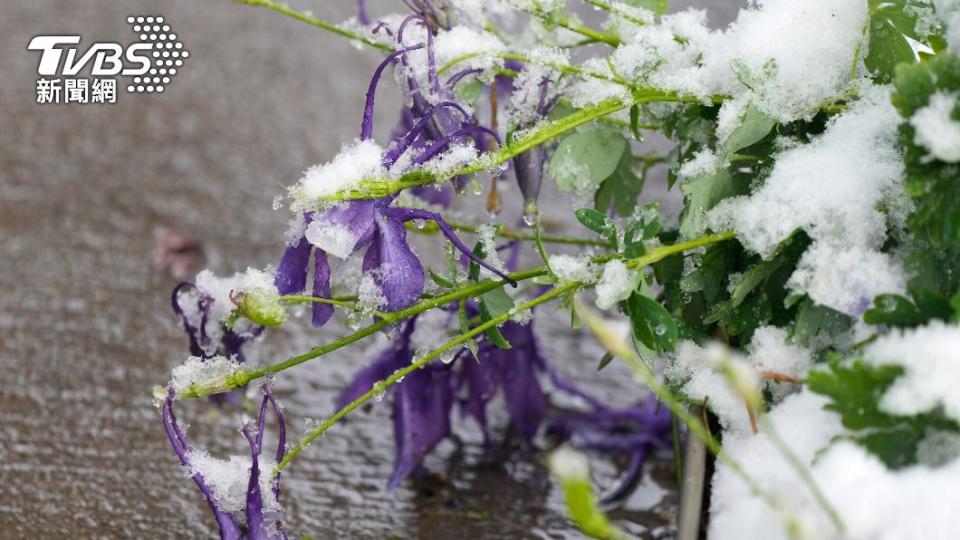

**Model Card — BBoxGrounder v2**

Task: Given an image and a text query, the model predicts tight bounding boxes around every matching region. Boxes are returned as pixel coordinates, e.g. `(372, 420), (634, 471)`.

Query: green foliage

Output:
(623, 292), (679, 353)
(623, 202), (662, 259)
(808, 356), (959, 469)
(893, 53), (960, 252)
(550, 123), (629, 193)
(865, 0), (941, 83)
(791, 298), (852, 348)
(594, 151), (646, 217)
(575, 208), (619, 247)
(469, 235), (514, 349)
(720, 102), (776, 155)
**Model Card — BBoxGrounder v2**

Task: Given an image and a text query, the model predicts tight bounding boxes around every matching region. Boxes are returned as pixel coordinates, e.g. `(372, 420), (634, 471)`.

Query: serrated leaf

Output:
(550, 123), (628, 193)
(863, 294), (927, 327)
(624, 293), (678, 353)
(865, 0), (936, 83)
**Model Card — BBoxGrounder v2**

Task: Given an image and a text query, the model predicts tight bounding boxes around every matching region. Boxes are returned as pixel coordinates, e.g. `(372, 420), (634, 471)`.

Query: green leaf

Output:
(863, 294), (928, 327)
(792, 298), (852, 347)
(624, 293), (678, 353)
(807, 358), (905, 430)
(721, 102), (776, 154)
(575, 208), (618, 247)
(594, 151), (645, 217)
(596, 352), (615, 372)
(623, 0), (668, 16)
(865, 0), (937, 83)
(478, 287), (514, 349)
(549, 123), (628, 193)
(679, 167), (737, 238)
(454, 77), (484, 104)
(428, 269), (455, 289)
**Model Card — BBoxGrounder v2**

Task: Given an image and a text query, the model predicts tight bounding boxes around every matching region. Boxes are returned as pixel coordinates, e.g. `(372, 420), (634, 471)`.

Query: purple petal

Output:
(388, 363), (455, 488)
(362, 211), (425, 313)
(384, 207), (515, 284)
(357, 0), (370, 25)
(161, 392), (242, 540)
(361, 44), (425, 141)
(458, 353), (499, 442)
(335, 320), (416, 409)
(274, 234), (312, 295)
(311, 249), (334, 327)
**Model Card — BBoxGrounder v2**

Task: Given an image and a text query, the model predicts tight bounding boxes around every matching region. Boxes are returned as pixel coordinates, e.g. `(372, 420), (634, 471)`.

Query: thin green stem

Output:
(274, 281), (579, 473)
(176, 232), (735, 399)
(279, 295), (356, 308)
(437, 51), (627, 86)
(445, 221), (612, 247)
(519, 3), (622, 47)
(577, 301), (802, 533)
(580, 0), (650, 26)
(319, 97), (627, 201)
(234, 0), (393, 52)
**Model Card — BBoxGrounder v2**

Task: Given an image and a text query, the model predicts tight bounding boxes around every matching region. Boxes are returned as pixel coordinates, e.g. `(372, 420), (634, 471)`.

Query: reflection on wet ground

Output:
(0, 1), (740, 537)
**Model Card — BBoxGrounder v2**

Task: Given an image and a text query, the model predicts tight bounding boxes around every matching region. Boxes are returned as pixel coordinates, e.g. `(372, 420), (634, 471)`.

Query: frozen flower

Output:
(161, 385), (288, 539)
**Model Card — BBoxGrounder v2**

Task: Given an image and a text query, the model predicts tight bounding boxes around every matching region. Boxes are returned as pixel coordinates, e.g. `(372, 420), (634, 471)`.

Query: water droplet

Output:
(375, 389), (386, 402)
(681, 291), (693, 304)
(413, 219), (426, 230)
(654, 324), (667, 336)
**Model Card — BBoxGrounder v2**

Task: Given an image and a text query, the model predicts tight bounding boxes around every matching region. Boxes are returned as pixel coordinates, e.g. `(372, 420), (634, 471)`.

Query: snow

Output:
(863, 321), (960, 423)
(669, 330), (811, 432)
(548, 445), (590, 482)
(297, 138), (386, 200)
(678, 148), (721, 179)
(710, 390), (960, 540)
(616, 0), (867, 122)
(910, 92), (960, 163)
(305, 220), (358, 259)
(708, 88), (908, 316)
(434, 26), (506, 73)
(186, 449), (280, 514)
(548, 254), (600, 284)
(356, 272), (386, 314)
(747, 326), (812, 400)
(421, 143), (479, 177)
(594, 260), (640, 310)
(508, 47), (569, 125)
(476, 224), (507, 279)
(170, 355), (242, 396)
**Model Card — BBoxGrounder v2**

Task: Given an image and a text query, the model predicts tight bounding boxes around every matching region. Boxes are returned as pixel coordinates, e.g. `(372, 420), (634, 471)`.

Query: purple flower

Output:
(334, 318), (456, 488)
(171, 280), (264, 405)
(544, 396), (672, 503)
(274, 30), (513, 325)
(511, 75), (559, 220)
(162, 385), (288, 539)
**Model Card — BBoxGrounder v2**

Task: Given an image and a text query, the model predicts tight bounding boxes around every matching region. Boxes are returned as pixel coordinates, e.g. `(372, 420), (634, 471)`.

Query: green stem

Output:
(274, 281), (579, 473)
(520, 4), (622, 47)
(438, 51), (627, 86)
(279, 295), (356, 308)
(320, 98), (626, 201)
(176, 232), (735, 399)
(445, 221), (612, 247)
(234, 0), (393, 52)
(580, 0), (650, 26)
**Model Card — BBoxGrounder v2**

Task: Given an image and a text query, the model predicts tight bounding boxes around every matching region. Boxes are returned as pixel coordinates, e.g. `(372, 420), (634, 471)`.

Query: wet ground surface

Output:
(0, 1), (740, 538)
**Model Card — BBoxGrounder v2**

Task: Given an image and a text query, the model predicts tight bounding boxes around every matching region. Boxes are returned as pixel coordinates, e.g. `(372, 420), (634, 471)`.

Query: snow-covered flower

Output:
(161, 386), (288, 539)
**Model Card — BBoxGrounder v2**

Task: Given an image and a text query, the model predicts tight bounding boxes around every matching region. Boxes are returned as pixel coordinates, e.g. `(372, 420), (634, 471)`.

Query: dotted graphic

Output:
(124, 16), (188, 94)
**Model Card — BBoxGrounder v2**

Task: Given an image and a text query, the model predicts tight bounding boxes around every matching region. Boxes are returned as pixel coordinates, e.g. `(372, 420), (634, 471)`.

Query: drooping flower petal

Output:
(274, 235), (312, 296)
(311, 249), (334, 327)
(485, 322), (548, 442)
(388, 363), (455, 488)
(335, 320), (416, 409)
(362, 211), (425, 312)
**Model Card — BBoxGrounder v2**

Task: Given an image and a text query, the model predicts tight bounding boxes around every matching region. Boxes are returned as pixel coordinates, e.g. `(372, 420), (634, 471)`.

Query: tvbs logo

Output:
(28, 36), (152, 76)
(28, 15), (188, 104)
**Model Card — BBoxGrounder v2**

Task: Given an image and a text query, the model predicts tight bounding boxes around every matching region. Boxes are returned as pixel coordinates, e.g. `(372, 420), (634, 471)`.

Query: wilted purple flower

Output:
(171, 280), (264, 405)
(274, 26), (512, 325)
(334, 318), (456, 488)
(162, 385), (288, 539)
(511, 76), (559, 222)
(545, 396), (672, 503)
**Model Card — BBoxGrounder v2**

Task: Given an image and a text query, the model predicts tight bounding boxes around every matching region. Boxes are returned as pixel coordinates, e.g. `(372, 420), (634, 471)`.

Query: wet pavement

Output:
(0, 1), (740, 538)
